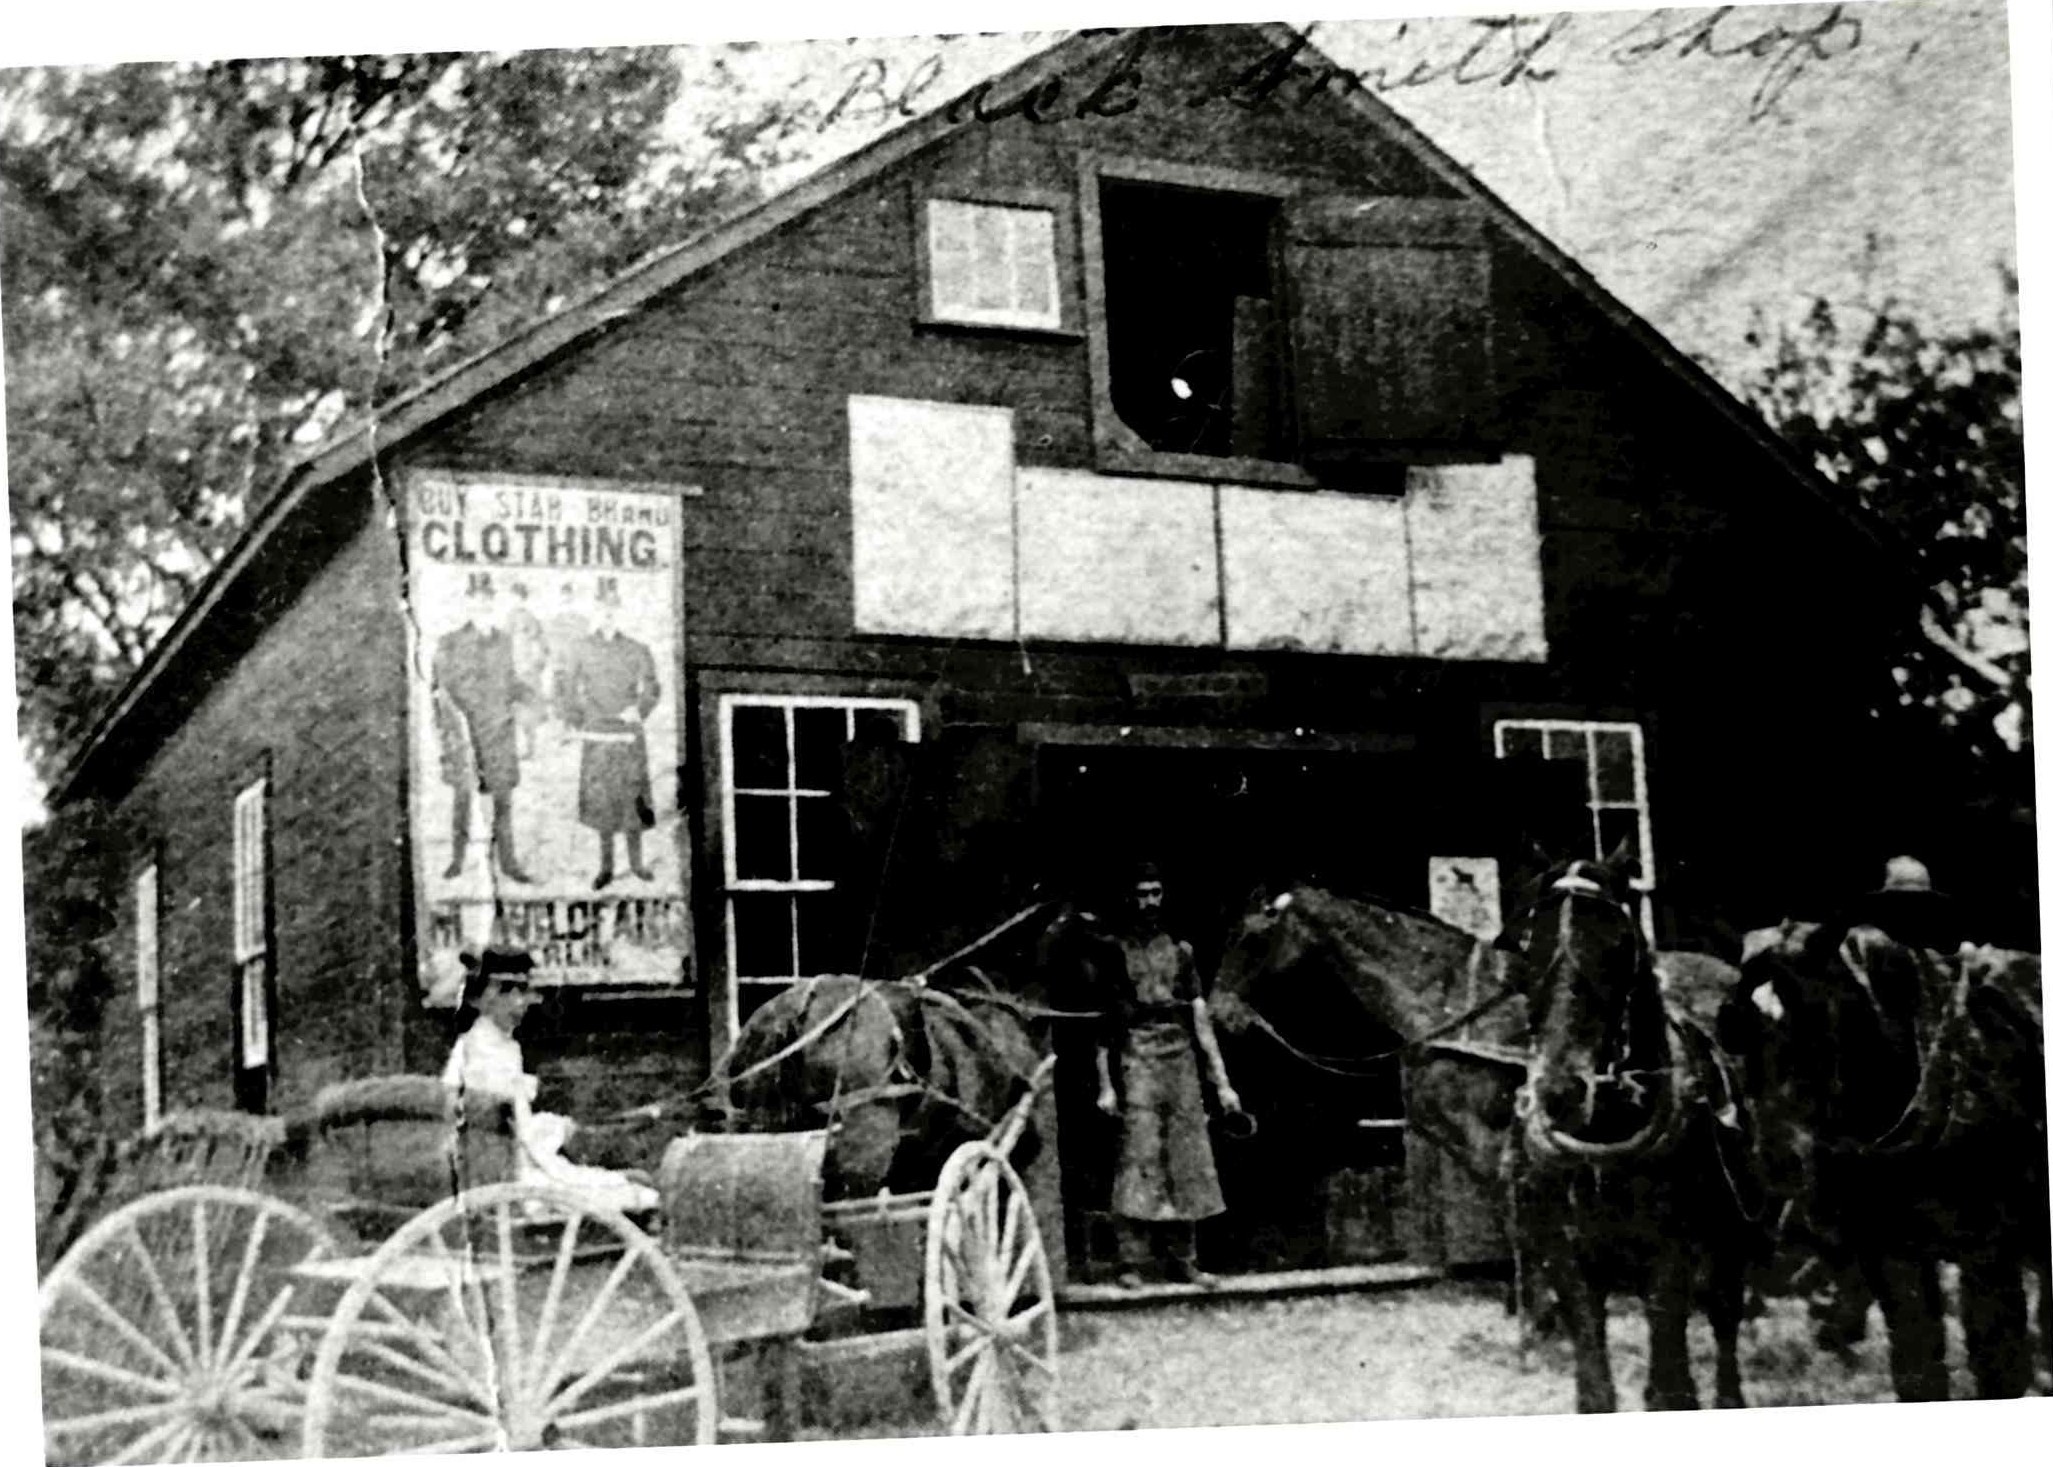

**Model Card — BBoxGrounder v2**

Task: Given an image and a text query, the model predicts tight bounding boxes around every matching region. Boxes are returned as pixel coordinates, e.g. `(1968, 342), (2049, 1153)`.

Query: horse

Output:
(1209, 884), (1534, 1199)
(1727, 919), (2049, 1400)
(716, 975), (1046, 1200)
(1507, 854), (1756, 1412)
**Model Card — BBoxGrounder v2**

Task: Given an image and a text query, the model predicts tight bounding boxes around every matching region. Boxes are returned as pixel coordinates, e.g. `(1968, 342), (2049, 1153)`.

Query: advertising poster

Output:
(407, 473), (690, 1002)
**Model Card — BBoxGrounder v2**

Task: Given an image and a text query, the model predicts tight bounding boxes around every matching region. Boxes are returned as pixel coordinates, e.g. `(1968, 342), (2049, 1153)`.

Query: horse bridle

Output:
(1514, 871), (1693, 1168)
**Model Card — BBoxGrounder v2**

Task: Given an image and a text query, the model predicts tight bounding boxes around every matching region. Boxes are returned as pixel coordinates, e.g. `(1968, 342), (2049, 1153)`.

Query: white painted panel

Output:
(848, 396), (1016, 639)
(1220, 488), (1412, 655)
(1407, 456), (1548, 662)
(1017, 468), (1218, 645)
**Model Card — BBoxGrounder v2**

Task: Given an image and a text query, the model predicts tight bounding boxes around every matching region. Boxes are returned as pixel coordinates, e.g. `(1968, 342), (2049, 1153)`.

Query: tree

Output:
(21, 796), (125, 1267)
(4, 49), (811, 785)
(1738, 278), (2029, 796)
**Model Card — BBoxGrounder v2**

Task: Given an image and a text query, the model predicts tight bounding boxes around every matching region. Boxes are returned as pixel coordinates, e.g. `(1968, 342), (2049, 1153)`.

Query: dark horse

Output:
(1728, 920), (2049, 1399)
(717, 975), (1046, 1198)
(1210, 885), (1534, 1199)
(710, 902), (1087, 1199)
(1508, 855), (1756, 1412)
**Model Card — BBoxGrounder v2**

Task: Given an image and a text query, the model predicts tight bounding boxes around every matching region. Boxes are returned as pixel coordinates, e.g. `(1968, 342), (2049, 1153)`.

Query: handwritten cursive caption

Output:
(818, 8), (1864, 134)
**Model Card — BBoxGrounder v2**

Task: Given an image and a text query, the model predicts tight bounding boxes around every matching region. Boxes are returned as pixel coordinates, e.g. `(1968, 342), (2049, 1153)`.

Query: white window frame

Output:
(1492, 718), (1656, 939)
(925, 199), (1061, 332)
(718, 694), (922, 1037)
(232, 778), (270, 1069)
(135, 863), (162, 1132)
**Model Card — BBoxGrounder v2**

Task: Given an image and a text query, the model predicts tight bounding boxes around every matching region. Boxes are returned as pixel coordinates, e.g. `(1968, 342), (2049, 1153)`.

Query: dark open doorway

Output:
(1032, 741), (1424, 1277)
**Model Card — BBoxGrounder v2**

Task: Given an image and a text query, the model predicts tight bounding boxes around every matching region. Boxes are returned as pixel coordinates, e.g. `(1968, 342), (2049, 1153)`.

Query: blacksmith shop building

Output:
(59, 25), (1976, 1279)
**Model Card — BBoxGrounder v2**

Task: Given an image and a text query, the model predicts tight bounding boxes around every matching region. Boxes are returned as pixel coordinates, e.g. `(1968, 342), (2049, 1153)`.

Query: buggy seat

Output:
(287, 1075), (519, 1231)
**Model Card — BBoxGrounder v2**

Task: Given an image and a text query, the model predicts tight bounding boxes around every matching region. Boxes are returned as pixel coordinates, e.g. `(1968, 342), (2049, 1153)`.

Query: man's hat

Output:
(1852, 856), (1961, 947)
(1130, 860), (1164, 886)
(1870, 856), (1947, 900)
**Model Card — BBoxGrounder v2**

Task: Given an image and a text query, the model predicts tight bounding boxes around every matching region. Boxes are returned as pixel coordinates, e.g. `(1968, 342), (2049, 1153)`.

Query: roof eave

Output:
(59, 22), (1955, 801)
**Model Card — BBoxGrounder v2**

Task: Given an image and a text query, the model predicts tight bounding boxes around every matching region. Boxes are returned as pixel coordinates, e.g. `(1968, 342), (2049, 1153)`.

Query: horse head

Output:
(1208, 887), (1322, 1036)
(1511, 850), (1675, 1164)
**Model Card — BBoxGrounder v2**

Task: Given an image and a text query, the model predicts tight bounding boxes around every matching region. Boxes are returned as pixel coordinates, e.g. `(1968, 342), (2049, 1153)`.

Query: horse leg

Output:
(1959, 1248), (2032, 1399)
(1861, 1250), (1949, 1402)
(1643, 1247), (1700, 1411)
(1548, 1247), (1616, 1414)
(1811, 1260), (1872, 1358)
(1706, 1243), (1749, 1408)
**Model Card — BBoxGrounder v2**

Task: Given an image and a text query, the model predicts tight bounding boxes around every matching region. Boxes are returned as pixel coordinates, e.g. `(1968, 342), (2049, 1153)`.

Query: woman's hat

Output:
(459, 946), (538, 999)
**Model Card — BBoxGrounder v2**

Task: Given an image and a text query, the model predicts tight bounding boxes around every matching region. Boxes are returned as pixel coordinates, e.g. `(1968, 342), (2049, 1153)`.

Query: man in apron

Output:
(1095, 863), (1243, 1288)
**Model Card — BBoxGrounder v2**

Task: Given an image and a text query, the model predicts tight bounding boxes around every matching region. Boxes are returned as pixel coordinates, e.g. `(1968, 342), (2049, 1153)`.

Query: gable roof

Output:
(57, 22), (1942, 801)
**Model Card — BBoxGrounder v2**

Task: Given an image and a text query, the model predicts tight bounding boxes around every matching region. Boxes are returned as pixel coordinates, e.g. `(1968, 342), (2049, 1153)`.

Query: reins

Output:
(1241, 979), (1529, 1078)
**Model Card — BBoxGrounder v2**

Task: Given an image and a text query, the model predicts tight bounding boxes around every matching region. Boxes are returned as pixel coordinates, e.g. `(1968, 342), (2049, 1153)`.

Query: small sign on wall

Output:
(1429, 856), (1502, 941)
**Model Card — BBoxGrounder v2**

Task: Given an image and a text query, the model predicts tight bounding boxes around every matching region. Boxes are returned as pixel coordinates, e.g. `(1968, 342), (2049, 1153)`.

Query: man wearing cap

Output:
(1094, 863), (1243, 1288)
(565, 579), (662, 890)
(432, 573), (535, 884)
(1850, 855), (1965, 956)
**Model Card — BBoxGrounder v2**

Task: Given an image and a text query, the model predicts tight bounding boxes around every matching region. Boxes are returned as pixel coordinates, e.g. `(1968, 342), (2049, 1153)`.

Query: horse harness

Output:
(1511, 871), (1754, 1194)
(1830, 930), (1984, 1159)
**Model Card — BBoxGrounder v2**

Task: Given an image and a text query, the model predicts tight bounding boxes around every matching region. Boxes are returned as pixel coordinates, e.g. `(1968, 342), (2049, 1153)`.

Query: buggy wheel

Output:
(300, 1181), (716, 1456)
(39, 1184), (337, 1464)
(925, 1142), (1059, 1434)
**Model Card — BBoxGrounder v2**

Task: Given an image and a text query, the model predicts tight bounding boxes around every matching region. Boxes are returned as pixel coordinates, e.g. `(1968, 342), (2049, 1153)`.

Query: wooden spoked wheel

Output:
(300, 1182), (716, 1456)
(924, 1142), (1059, 1434)
(39, 1184), (337, 1465)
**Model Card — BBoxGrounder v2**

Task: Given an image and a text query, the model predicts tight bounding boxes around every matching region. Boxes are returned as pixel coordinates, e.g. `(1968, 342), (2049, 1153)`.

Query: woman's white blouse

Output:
(440, 1013), (659, 1214)
(442, 1017), (540, 1107)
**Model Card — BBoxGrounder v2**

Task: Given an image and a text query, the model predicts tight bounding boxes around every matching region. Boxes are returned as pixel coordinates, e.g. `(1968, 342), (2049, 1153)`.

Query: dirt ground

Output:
(800, 1276), (2048, 1440)
(1045, 1280), (2040, 1430)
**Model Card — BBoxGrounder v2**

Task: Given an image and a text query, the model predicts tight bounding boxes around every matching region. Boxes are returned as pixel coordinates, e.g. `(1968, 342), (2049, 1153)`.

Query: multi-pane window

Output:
(720, 695), (921, 1030)
(1492, 720), (1655, 893)
(232, 779), (270, 1070)
(926, 200), (1060, 331)
(135, 863), (161, 1132)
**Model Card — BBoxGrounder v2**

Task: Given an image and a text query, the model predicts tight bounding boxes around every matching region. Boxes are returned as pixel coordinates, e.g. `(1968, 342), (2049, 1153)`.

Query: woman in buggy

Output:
(442, 947), (660, 1214)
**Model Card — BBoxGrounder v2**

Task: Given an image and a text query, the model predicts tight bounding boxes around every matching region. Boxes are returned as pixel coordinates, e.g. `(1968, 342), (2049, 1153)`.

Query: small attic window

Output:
(925, 199), (1060, 332)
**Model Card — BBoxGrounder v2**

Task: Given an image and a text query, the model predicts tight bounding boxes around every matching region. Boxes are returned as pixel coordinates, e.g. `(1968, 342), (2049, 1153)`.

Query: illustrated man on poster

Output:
(432, 571), (535, 884)
(506, 577), (548, 760)
(542, 578), (591, 725)
(566, 578), (662, 889)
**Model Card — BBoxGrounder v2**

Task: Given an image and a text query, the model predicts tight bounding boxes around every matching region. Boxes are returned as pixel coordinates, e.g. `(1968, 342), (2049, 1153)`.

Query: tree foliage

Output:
(5, 48), (809, 783)
(21, 796), (126, 1266)
(1739, 278), (2029, 792)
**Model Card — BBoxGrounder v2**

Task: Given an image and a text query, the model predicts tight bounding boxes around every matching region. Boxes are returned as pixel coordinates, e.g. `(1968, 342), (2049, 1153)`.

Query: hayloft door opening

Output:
(1098, 180), (1287, 461)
